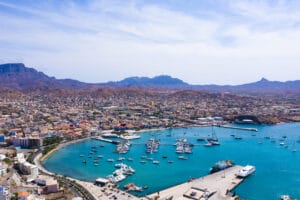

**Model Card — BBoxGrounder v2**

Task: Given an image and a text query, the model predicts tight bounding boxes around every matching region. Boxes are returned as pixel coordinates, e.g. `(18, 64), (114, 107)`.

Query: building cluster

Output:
(0, 88), (298, 199)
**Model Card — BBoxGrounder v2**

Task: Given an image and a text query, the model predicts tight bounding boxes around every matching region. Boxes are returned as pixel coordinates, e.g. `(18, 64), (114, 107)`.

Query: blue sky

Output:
(0, 0), (299, 84)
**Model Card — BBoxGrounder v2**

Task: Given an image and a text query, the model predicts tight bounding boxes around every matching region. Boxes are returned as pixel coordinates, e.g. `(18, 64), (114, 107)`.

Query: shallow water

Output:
(43, 123), (300, 199)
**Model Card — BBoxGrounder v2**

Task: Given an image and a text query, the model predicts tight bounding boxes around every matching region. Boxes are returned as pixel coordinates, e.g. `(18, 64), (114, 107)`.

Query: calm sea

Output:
(43, 123), (300, 199)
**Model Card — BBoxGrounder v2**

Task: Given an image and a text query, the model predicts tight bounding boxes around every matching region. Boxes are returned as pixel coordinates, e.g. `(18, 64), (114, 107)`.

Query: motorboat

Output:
(237, 165), (256, 178)
(153, 160), (160, 164)
(281, 195), (291, 200)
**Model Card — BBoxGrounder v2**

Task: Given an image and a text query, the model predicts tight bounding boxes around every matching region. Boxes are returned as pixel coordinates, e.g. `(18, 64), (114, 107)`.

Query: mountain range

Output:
(0, 63), (299, 94)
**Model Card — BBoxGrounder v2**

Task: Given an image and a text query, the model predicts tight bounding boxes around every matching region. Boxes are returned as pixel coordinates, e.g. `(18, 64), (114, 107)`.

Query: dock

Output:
(147, 165), (244, 200)
(91, 136), (120, 144)
(218, 125), (258, 132)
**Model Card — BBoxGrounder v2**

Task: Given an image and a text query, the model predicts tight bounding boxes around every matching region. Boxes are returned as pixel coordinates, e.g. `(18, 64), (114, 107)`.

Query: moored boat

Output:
(237, 165), (256, 178)
(210, 160), (234, 174)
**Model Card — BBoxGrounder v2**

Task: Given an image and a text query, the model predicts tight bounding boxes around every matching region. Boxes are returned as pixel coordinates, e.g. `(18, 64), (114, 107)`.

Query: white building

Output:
(16, 153), (39, 181)
(0, 163), (8, 175)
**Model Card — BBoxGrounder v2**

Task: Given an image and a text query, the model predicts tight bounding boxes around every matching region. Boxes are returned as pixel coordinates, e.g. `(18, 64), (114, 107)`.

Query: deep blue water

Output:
(43, 123), (300, 199)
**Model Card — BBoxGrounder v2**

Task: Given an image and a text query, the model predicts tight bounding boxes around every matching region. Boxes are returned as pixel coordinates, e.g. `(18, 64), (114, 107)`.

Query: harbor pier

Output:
(147, 165), (244, 200)
(218, 125), (258, 132)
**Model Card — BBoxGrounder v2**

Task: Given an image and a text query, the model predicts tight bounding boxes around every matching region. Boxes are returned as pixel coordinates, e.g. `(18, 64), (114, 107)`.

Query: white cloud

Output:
(0, 0), (299, 84)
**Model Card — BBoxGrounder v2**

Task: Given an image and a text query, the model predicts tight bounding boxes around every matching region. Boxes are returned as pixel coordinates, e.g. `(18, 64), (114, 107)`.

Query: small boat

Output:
(237, 165), (255, 178)
(197, 137), (205, 142)
(141, 155), (147, 159)
(230, 134), (235, 137)
(234, 136), (242, 140)
(178, 156), (187, 160)
(162, 155), (167, 159)
(127, 157), (133, 161)
(204, 142), (213, 147)
(107, 158), (114, 162)
(258, 141), (263, 144)
(168, 160), (174, 164)
(153, 160), (160, 164)
(94, 163), (99, 166)
(140, 160), (146, 164)
(80, 154), (84, 157)
(251, 134), (256, 136)
(281, 195), (292, 200)
(264, 136), (271, 139)
(99, 144), (105, 147)
(82, 160), (87, 164)
(97, 155), (104, 158)
(143, 185), (149, 190)
(124, 183), (143, 192)
(88, 155), (92, 158)
(117, 157), (125, 161)
(280, 142), (285, 146)
(282, 136), (287, 139)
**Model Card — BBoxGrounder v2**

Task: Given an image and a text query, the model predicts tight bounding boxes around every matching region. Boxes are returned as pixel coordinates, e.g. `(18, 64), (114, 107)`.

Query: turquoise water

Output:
(43, 123), (300, 199)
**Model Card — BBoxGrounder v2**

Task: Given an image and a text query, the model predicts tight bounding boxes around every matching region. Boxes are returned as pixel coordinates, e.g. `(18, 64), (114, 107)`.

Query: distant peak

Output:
(259, 78), (269, 82)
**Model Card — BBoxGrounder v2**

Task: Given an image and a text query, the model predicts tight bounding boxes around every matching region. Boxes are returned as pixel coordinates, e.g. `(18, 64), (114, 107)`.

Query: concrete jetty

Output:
(92, 136), (120, 144)
(147, 165), (244, 200)
(218, 125), (258, 132)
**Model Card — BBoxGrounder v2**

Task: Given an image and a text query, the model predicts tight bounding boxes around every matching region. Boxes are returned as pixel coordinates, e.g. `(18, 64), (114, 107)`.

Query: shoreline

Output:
(40, 137), (91, 161)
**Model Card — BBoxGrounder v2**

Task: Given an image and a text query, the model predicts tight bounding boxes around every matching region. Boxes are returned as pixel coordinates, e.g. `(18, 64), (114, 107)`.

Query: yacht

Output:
(237, 165), (256, 178)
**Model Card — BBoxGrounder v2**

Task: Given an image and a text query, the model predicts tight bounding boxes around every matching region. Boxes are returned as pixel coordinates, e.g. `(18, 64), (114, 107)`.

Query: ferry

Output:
(237, 165), (256, 178)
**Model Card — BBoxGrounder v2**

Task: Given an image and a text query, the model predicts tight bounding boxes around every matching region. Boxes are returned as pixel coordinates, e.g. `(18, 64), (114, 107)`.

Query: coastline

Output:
(40, 137), (91, 161)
